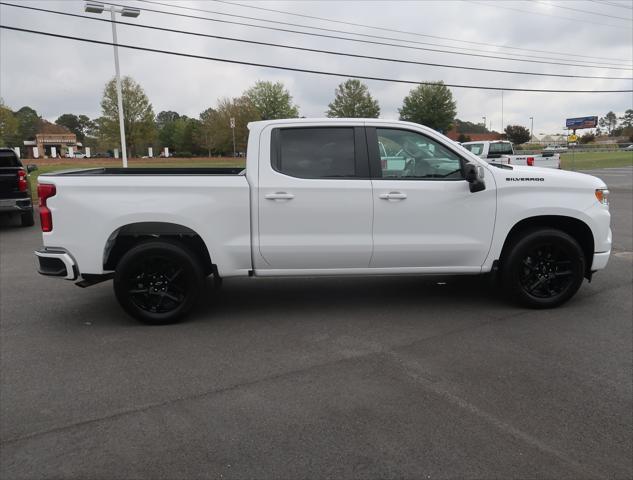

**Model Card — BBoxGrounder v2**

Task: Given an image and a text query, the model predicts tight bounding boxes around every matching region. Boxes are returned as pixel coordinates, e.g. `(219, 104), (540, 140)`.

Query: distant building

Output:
(22, 119), (78, 158)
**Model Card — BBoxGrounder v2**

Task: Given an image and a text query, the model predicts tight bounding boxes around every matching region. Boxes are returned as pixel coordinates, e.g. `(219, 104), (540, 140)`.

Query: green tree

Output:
(100, 76), (156, 156)
(206, 97), (260, 154)
(156, 110), (181, 150)
(15, 106), (40, 141)
(0, 98), (19, 147)
(197, 107), (218, 156)
(504, 125), (531, 145)
(579, 132), (595, 144)
(454, 119), (489, 134)
(398, 82), (456, 133)
(244, 81), (299, 120)
(55, 113), (95, 142)
(619, 109), (633, 128)
(599, 111), (618, 135)
(172, 116), (202, 155)
(326, 79), (380, 118)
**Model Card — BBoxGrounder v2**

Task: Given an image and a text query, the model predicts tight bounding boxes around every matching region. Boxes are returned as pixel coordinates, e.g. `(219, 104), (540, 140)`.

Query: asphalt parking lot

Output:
(1, 167), (631, 479)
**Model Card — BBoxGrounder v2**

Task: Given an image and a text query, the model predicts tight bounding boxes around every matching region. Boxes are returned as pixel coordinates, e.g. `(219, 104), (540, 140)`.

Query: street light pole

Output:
(482, 116), (486, 129)
(529, 116), (534, 140)
(85, 2), (140, 168)
(110, 6), (128, 168)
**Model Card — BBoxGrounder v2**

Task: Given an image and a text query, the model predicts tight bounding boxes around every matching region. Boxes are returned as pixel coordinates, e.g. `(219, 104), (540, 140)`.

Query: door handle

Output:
(265, 192), (295, 200)
(379, 192), (407, 200)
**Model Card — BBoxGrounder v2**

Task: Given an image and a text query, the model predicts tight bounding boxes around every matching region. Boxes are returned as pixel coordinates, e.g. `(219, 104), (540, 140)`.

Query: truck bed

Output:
(46, 167), (245, 176)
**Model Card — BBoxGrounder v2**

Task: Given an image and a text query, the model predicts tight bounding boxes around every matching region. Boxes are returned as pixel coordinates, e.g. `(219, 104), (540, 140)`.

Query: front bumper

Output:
(0, 197), (32, 213)
(591, 250), (611, 271)
(34, 248), (78, 280)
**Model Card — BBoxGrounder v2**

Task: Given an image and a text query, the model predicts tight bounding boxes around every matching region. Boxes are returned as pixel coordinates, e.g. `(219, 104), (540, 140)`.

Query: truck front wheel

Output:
(113, 240), (204, 324)
(501, 229), (586, 308)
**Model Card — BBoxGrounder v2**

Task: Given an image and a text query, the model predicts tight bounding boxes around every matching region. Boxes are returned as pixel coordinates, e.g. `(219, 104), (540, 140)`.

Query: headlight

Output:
(595, 188), (609, 205)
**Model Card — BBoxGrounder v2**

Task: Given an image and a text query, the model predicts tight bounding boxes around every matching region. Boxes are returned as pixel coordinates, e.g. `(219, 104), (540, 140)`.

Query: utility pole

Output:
(110, 6), (128, 168)
(501, 90), (504, 135)
(84, 2), (140, 168)
(482, 116), (486, 130)
(529, 116), (534, 140)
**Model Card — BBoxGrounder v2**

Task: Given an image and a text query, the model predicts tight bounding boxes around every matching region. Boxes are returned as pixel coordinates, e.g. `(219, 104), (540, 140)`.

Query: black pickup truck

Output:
(0, 148), (37, 227)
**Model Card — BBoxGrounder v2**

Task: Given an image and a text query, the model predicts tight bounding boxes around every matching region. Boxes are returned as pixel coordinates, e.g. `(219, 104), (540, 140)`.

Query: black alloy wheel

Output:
(126, 255), (188, 315)
(114, 240), (204, 324)
(518, 243), (575, 299)
(502, 229), (585, 308)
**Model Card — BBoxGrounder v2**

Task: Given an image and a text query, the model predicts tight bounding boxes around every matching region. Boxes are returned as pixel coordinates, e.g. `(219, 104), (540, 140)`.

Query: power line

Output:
(534, 0), (632, 21)
(208, 0), (627, 63)
(470, 0), (632, 29)
(96, 1), (633, 71)
(3, 2), (630, 81)
(2, 25), (631, 93)
(588, 0), (633, 10)
(134, 0), (631, 67)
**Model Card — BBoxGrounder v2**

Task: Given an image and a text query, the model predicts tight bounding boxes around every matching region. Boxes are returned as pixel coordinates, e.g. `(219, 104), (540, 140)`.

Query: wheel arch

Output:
(103, 222), (215, 276)
(498, 215), (594, 275)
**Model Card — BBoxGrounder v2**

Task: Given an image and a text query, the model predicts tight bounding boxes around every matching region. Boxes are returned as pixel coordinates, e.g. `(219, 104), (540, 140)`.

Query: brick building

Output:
(22, 119), (78, 158)
(445, 128), (504, 142)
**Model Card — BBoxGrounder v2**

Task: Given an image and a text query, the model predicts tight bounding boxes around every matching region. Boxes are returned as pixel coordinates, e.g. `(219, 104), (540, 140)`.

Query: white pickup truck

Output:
(462, 140), (561, 169)
(35, 119), (611, 324)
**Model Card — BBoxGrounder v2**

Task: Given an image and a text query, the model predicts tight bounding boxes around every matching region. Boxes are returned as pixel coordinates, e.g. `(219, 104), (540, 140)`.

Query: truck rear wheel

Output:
(113, 240), (204, 324)
(501, 229), (585, 308)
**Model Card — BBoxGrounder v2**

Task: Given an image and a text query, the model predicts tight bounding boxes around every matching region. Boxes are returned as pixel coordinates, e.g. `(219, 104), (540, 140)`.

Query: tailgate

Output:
(0, 168), (19, 198)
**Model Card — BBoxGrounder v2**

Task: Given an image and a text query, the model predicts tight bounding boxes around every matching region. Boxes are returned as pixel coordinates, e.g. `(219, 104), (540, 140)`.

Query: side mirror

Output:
(464, 163), (485, 193)
(26, 164), (38, 173)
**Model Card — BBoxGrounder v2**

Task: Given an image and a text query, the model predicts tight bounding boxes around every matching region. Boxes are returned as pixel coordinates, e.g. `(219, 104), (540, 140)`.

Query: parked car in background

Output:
(623, 144), (633, 151)
(73, 152), (86, 159)
(34, 119), (610, 324)
(462, 140), (560, 168)
(0, 147), (36, 227)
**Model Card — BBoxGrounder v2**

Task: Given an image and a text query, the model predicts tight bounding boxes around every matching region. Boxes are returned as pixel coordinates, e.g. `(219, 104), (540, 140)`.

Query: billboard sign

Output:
(566, 116), (598, 129)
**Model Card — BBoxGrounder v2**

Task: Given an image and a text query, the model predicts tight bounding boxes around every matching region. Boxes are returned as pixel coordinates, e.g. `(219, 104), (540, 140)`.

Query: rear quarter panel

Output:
(39, 174), (252, 276)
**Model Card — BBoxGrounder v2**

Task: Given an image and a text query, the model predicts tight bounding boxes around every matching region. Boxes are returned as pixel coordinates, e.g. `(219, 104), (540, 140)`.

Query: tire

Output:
(501, 228), (586, 308)
(113, 240), (205, 324)
(20, 211), (35, 227)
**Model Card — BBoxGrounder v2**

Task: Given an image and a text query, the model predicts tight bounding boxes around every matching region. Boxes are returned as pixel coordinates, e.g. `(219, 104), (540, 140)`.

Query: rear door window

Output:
(273, 127), (358, 179)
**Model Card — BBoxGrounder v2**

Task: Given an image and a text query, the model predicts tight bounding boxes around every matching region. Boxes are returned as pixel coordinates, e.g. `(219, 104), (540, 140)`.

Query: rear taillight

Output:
(37, 183), (56, 232)
(527, 157), (535, 166)
(17, 169), (27, 192)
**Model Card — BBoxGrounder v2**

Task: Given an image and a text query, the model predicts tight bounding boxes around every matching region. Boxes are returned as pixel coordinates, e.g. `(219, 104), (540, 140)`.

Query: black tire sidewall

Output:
(113, 240), (204, 324)
(502, 229), (586, 308)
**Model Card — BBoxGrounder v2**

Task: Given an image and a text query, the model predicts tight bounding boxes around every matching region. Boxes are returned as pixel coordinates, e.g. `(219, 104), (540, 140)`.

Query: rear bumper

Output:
(34, 248), (78, 280)
(591, 250), (611, 271)
(0, 197), (32, 213)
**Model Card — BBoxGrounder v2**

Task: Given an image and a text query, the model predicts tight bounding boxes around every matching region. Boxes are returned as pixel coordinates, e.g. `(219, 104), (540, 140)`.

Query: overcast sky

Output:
(1, 0), (632, 135)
